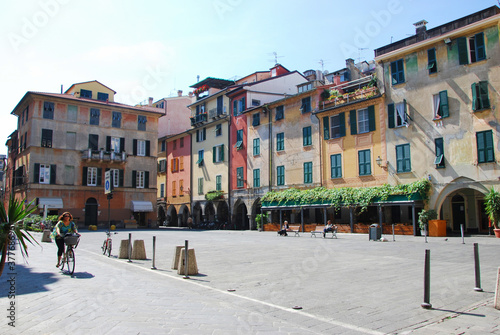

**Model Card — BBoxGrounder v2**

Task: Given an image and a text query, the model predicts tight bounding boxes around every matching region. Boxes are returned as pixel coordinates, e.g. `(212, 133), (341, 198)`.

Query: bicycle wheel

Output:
(66, 249), (75, 275)
(102, 240), (107, 255)
(107, 240), (112, 257)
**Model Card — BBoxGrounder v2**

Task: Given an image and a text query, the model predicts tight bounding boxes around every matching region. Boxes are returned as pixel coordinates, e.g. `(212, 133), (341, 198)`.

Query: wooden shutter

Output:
(34, 163), (40, 183)
(457, 37), (469, 65)
(119, 169), (124, 187)
(471, 83), (477, 111)
(132, 170), (136, 188)
(106, 136), (111, 151)
(97, 168), (102, 186)
(50, 165), (56, 184)
(439, 91), (449, 118)
(368, 105), (376, 132)
(323, 116), (330, 140)
(475, 32), (486, 60)
(133, 139), (137, 155)
(145, 140), (150, 156)
(145, 171), (149, 188)
(479, 81), (490, 109)
(350, 110), (357, 135)
(120, 138), (125, 153)
(388, 104), (395, 128)
(220, 145), (224, 161)
(82, 167), (88, 186)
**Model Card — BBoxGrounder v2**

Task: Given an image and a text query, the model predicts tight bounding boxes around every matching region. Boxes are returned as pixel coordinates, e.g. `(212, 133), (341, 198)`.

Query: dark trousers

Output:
(56, 238), (65, 257)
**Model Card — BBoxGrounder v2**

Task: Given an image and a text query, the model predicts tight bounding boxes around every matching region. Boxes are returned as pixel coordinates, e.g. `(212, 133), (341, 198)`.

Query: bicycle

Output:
(101, 230), (117, 257)
(58, 233), (80, 275)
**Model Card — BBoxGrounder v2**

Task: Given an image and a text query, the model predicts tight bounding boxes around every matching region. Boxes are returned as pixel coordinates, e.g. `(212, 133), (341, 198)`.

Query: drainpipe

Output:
(312, 110), (323, 187)
(227, 110), (232, 229)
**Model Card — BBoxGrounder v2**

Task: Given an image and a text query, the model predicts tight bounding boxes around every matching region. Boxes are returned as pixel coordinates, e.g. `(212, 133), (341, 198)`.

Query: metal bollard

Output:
(421, 249), (432, 309)
(392, 224), (395, 242)
(461, 224), (465, 244)
(128, 233), (132, 263)
(183, 240), (189, 279)
(474, 243), (483, 292)
(151, 236), (157, 270)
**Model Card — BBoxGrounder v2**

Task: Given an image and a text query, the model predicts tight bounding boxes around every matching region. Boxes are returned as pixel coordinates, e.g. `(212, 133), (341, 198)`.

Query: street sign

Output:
(104, 170), (112, 194)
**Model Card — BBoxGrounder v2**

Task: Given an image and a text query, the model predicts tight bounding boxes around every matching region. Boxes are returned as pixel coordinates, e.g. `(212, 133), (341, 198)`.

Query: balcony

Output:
(82, 149), (127, 163)
(208, 107), (227, 119)
(190, 113), (208, 126)
(324, 86), (380, 108)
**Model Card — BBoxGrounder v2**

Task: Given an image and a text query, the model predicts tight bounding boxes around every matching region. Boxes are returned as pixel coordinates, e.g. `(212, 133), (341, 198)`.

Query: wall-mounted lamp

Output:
(443, 38), (451, 44)
(376, 156), (388, 170)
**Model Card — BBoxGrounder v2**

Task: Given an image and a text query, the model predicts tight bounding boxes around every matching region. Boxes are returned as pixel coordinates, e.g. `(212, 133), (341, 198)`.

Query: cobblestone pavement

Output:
(1, 229), (499, 334)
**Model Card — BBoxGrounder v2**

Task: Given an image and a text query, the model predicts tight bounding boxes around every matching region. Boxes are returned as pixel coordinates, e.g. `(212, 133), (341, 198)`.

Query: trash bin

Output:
(369, 224), (381, 241)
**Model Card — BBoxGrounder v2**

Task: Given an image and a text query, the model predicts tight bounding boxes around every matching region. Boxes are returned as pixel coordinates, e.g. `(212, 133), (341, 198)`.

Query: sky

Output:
(0, 0), (497, 156)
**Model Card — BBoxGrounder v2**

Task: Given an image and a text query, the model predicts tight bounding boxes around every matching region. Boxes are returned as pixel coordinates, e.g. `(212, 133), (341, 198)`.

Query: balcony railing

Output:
(190, 113), (208, 125)
(325, 86), (380, 108)
(82, 149), (127, 162)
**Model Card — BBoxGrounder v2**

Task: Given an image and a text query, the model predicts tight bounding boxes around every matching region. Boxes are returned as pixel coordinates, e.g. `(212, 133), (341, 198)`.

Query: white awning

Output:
(130, 201), (153, 212)
(38, 197), (64, 209)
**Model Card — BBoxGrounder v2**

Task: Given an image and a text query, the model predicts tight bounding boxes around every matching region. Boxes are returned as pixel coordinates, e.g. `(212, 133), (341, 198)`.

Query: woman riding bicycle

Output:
(54, 212), (78, 267)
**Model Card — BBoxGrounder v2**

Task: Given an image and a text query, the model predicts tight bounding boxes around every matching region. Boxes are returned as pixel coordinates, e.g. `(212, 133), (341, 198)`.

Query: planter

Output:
(429, 219), (447, 237)
(494, 229), (500, 238)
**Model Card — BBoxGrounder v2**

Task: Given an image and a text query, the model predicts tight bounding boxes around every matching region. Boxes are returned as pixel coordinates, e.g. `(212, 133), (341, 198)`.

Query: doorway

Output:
(452, 194), (466, 231)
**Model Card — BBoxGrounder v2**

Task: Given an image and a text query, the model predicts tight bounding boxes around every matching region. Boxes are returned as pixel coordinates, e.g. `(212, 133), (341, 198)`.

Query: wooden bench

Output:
(310, 225), (338, 238)
(286, 225), (301, 237)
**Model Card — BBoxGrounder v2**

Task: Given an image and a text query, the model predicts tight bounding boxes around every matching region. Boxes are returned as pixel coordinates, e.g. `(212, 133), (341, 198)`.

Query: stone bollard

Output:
(119, 240), (132, 259)
(495, 267), (500, 310)
(131, 240), (147, 260)
(41, 230), (52, 242)
(177, 248), (198, 275)
(171, 246), (184, 270)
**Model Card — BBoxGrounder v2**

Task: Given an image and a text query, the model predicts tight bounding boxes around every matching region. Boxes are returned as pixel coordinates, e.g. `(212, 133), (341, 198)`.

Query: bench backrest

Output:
(289, 225), (300, 231)
(314, 225), (325, 231)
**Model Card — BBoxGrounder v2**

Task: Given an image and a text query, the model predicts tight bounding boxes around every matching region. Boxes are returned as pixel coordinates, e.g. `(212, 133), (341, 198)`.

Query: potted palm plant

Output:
(255, 212), (269, 232)
(484, 187), (500, 238)
(418, 209), (437, 236)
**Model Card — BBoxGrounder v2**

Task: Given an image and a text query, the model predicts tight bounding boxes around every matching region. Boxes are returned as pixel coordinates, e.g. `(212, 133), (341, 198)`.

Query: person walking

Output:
(53, 212), (78, 267)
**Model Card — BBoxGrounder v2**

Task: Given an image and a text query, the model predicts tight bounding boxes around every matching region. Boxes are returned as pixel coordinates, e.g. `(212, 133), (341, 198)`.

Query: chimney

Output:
(177, 90), (183, 97)
(414, 20), (428, 35)
(148, 97), (153, 106)
(188, 91), (193, 97)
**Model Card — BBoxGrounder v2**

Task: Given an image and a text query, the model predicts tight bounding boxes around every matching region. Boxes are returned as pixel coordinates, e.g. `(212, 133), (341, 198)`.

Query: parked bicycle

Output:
(101, 230), (117, 257)
(58, 233), (80, 275)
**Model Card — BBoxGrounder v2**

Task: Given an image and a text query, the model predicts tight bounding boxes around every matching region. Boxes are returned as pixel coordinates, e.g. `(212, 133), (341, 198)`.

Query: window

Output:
(358, 149), (371, 176)
(88, 134), (99, 150)
(390, 59), (405, 85)
(215, 124), (222, 137)
(471, 82), (490, 111)
(388, 101), (409, 127)
(350, 106), (375, 135)
(172, 181), (177, 196)
(41, 129), (53, 148)
(112, 111), (122, 128)
(330, 154), (342, 179)
(66, 132), (76, 150)
(137, 140), (146, 156)
(97, 92), (109, 101)
(253, 138), (260, 156)
(252, 113), (260, 127)
(173, 140), (177, 150)
(196, 128), (206, 142)
(252, 99), (261, 106)
(159, 159), (166, 172)
(233, 100), (238, 116)
(213, 144), (224, 163)
(160, 184), (165, 198)
(304, 162), (312, 184)
(171, 158), (179, 172)
(476, 130), (495, 163)
(277, 166), (285, 186)
(275, 105), (284, 121)
(434, 138), (445, 168)
(109, 168), (121, 188)
(161, 140), (166, 152)
(198, 177), (203, 194)
(138, 115), (147, 131)
(276, 132), (284, 151)
(67, 105), (77, 122)
(87, 167), (98, 186)
(216, 175), (222, 191)
(217, 95), (223, 114)
(432, 91), (449, 119)
(180, 137), (184, 148)
(253, 169), (260, 188)
(235, 129), (243, 150)
(18, 134), (23, 153)
(327, 113), (346, 139)
(80, 89), (92, 98)
(236, 167), (244, 188)
(303, 126), (312, 146)
(43, 102), (54, 119)
(135, 171), (146, 188)
(64, 165), (74, 185)
(90, 108), (100, 125)
(239, 97), (246, 113)
(396, 144), (411, 173)
(23, 132), (27, 150)
(458, 32), (486, 65)
(427, 48), (437, 74)
(38, 164), (51, 184)
(301, 97), (311, 113)
(196, 150), (204, 166)
(110, 137), (121, 153)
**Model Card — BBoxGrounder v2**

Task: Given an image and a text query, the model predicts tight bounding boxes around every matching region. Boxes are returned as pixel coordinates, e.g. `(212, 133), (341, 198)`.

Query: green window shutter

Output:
(404, 144), (411, 172)
(50, 165), (56, 184)
(339, 112), (346, 137)
(120, 138), (125, 153)
(368, 105), (376, 132)
(323, 116), (330, 140)
(475, 32), (486, 61)
(82, 167), (88, 186)
(146, 140), (150, 156)
(396, 145), (404, 172)
(388, 104), (395, 128)
(119, 169), (124, 187)
(132, 170), (136, 188)
(145, 171), (149, 188)
(457, 37), (469, 65)
(34, 163), (40, 183)
(439, 91), (449, 118)
(350, 110), (357, 135)
(106, 136), (111, 151)
(485, 131), (494, 162)
(220, 145), (224, 161)
(427, 48), (437, 73)
(212, 146), (216, 163)
(97, 168), (102, 186)
(471, 83), (478, 111)
(479, 81), (490, 109)
(133, 139), (138, 155)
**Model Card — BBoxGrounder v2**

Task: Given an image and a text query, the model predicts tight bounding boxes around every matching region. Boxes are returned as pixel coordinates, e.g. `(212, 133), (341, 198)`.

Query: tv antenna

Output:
(268, 51), (284, 65)
(318, 59), (328, 72)
(358, 48), (368, 63)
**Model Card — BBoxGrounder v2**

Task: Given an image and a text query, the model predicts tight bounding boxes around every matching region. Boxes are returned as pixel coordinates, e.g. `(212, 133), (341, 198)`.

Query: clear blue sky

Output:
(0, 0), (496, 155)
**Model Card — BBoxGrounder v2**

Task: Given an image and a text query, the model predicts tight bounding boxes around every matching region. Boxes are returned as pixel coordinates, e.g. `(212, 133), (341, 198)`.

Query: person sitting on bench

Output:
(323, 220), (334, 238)
(278, 221), (289, 236)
